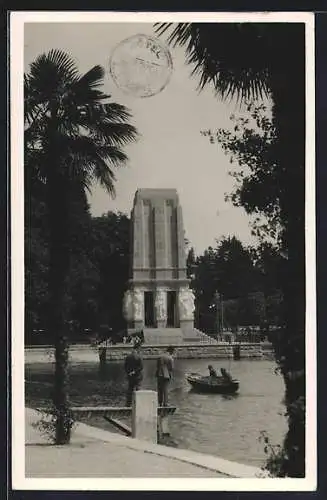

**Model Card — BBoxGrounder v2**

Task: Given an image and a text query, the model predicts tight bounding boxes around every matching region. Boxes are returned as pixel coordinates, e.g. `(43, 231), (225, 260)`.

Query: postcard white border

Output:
(11, 10), (316, 491)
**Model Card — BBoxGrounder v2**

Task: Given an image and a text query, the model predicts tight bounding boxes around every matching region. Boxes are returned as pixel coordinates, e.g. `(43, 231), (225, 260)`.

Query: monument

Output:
(123, 189), (197, 344)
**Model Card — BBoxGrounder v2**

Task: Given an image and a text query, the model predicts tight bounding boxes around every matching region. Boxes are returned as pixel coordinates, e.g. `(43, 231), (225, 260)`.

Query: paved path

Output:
(25, 408), (228, 478)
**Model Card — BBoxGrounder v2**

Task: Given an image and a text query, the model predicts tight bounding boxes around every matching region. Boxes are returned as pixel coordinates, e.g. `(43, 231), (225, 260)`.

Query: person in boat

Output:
(124, 339), (144, 406)
(208, 365), (218, 378)
(155, 346), (175, 407)
(220, 367), (233, 382)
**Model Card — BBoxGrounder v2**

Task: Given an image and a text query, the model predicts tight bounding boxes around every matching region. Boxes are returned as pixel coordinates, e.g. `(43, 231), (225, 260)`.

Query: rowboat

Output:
(186, 372), (239, 394)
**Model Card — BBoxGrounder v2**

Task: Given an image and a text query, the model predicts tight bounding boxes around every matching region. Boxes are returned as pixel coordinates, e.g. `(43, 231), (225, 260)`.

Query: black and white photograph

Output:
(11, 11), (316, 490)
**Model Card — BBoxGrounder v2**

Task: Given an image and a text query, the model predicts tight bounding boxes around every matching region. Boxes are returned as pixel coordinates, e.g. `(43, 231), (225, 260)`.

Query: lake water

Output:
(25, 357), (287, 468)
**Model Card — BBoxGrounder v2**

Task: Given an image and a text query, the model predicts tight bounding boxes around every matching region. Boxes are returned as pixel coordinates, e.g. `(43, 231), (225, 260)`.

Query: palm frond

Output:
(29, 49), (79, 86)
(24, 49), (80, 130)
(75, 65), (105, 90)
(92, 155), (117, 196)
(103, 103), (134, 123)
(82, 121), (138, 147)
(25, 49), (138, 197)
(96, 145), (128, 167)
(72, 153), (117, 197)
(155, 23), (271, 102)
(55, 135), (131, 195)
(69, 65), (111, 105)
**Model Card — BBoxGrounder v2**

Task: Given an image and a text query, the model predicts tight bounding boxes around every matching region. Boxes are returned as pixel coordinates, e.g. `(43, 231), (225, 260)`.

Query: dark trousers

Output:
(157, 377), (170, 407)
(126, 377), (141, 406)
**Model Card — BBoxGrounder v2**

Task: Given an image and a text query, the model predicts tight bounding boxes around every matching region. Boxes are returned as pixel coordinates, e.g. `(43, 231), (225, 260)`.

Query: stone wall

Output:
(101, 343), (269, 361)
(25, 343), (273, 364)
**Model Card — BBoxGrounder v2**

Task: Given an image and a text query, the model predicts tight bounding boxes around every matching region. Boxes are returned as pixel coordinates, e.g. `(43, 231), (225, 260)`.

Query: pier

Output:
(37, 391), (177, 443)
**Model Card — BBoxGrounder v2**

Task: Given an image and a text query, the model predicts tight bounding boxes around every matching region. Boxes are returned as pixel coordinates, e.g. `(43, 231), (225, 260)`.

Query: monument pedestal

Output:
(157, 319), (167, 329)
(180, 319), (194, 335)
(133, 320), (144, 331)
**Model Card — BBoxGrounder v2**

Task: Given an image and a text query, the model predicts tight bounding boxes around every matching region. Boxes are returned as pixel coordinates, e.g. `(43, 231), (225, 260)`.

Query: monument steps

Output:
(143, 328), (184, 345)
(143, 327), (218, 346)
(183, 328), (219, 344)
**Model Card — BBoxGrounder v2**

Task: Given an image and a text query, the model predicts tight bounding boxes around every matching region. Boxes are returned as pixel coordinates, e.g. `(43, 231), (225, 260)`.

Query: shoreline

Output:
(25, 342), (274, 363)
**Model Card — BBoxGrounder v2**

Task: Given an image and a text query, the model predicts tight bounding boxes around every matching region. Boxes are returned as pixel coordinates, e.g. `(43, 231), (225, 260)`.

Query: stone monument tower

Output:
(123, 189), (196, 344)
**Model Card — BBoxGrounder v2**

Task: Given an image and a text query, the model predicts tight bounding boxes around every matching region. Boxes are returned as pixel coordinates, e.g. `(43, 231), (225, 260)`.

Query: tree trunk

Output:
(54, 334), (71, 444)
(270, 25), (306, 476)
(47, 170), (72, 445)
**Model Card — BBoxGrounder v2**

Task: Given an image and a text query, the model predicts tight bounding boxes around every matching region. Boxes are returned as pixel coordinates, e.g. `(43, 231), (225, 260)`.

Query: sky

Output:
(24, 21), (261, 254)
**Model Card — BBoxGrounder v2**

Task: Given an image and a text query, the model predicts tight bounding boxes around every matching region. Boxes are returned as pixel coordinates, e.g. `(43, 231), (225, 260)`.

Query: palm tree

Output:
(155, 23), (305, 477)
(25, 49), (138, 444)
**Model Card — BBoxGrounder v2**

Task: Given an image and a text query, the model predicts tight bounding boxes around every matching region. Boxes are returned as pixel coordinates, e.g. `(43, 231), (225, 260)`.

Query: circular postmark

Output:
(109, 34), (173, 98)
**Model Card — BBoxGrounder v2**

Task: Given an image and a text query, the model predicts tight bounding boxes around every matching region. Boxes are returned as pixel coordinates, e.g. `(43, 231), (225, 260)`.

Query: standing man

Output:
(124, 340), (143, 406)
(155, 346), (175, 407)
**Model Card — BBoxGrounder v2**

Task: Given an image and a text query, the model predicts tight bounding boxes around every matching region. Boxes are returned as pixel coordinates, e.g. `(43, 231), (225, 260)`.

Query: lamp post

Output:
(214, 292), (225, 339)
(214, 292), (220, 337)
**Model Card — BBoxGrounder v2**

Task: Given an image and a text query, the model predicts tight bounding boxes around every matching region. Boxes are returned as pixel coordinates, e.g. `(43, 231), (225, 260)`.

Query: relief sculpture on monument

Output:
(178, 287), (195, 321)
(123, 290), (133, 321)
(133, 289), (144, 321)
(155, 289), (167, 322)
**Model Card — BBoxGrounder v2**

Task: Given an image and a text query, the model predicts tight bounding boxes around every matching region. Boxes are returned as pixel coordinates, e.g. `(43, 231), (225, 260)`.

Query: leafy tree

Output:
(254, 242), (283, 288)
(89, 211), (130, 335)
(155, 22), (305, 476)
(25, 178), (100, 342)
(215, 236), (259, 299)
(25, 49), (138, 443)
(25, 216), (49, 341)
(192, 246), (218, 333)
(25, 207), (131, 343)
(186, 246), (196, 279)
(192, 237), (260, 333)
(25, 171), (50, 341)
